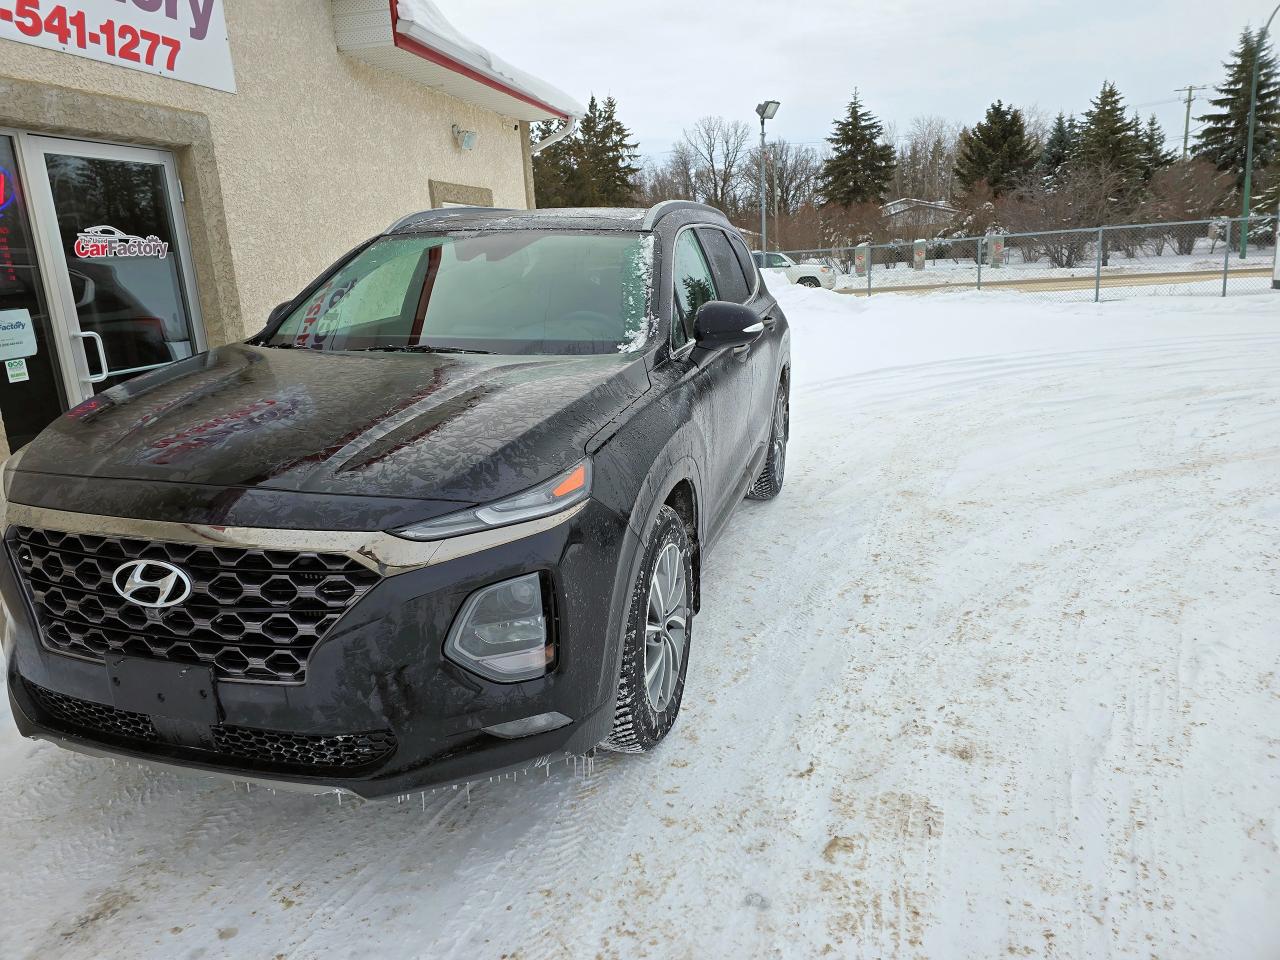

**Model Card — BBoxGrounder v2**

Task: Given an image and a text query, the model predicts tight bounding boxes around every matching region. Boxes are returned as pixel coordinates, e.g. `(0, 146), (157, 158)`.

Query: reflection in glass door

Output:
(0, 134), (68, 451)
(23, 136), (205, 400)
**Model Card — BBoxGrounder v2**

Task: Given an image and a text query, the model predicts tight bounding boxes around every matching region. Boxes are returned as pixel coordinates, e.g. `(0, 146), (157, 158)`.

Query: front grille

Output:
(9, 527), (380, 683)
(26, 681), (397, 773)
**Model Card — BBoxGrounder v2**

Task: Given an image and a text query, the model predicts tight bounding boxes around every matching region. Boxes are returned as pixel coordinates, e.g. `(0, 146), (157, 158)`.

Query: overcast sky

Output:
(443, 0), (1270, 162)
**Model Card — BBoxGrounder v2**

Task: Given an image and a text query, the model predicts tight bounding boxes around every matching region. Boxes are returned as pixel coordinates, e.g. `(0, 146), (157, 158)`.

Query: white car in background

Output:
(753, 251), (837, 290)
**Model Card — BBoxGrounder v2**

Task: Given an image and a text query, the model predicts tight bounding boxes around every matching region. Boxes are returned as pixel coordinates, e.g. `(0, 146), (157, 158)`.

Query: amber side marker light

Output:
(553, 464), (587, 498)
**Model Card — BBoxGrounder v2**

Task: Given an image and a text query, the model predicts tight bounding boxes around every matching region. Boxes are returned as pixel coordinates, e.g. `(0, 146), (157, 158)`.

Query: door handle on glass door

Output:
(72, 332), (110, 384)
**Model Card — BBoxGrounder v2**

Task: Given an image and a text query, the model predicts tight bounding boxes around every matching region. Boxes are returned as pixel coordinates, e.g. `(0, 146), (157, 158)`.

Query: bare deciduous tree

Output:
(681, 116), (752, 214)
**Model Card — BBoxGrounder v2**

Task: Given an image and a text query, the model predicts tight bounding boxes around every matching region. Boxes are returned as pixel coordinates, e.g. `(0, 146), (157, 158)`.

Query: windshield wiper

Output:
(347, 344), (495, 355)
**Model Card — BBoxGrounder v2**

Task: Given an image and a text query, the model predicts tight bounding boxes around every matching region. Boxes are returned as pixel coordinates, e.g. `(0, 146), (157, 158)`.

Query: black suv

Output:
(1, 202), (790, 798)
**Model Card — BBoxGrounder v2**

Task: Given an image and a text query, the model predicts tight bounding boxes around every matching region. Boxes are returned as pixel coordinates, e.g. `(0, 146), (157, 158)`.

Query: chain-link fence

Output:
(777, 215), (1279, 302)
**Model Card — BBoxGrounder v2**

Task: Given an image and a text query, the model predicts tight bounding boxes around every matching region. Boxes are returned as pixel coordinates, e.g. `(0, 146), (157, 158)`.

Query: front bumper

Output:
(2, 499), (639, 799)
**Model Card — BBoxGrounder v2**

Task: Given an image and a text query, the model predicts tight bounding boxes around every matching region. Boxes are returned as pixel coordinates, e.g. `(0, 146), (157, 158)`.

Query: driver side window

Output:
(671, 231), (718, 349)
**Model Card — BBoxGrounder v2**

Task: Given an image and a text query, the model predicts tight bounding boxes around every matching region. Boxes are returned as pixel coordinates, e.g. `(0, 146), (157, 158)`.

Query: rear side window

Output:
(671, 231), (718, 349)
(696, 228), (751, 304)
(728, 234), (759, 294)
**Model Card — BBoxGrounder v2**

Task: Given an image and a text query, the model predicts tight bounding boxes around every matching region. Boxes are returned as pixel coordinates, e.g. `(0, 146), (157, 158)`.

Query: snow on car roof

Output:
(389, 207), (655, 234)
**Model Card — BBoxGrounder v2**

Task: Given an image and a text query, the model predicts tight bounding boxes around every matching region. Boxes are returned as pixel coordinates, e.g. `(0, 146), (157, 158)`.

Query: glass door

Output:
(20, 135), (205, 403)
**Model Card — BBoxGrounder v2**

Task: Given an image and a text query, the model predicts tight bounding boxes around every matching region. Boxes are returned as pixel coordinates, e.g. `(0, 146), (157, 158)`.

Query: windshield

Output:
(266, 231), (653, 356)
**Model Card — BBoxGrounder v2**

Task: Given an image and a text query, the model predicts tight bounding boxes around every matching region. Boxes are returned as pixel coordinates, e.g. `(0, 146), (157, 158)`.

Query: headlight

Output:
(393, 459), (592, 542)
(445, 572), (552, 682)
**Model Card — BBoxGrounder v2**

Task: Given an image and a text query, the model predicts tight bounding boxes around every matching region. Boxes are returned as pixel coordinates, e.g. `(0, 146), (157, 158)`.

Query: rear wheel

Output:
(748, 383), (788, 501)
(601, 505), (693, 754)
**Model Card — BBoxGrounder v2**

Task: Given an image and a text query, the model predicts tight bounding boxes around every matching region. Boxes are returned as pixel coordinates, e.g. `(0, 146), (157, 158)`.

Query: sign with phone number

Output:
(0, 0), (235, 93)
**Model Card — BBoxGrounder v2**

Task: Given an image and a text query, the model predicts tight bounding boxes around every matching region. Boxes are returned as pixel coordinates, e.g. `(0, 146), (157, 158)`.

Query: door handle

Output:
(72, 331), (110, 384)
(732, 344), (751, 359)
(762, 315), (777, 329)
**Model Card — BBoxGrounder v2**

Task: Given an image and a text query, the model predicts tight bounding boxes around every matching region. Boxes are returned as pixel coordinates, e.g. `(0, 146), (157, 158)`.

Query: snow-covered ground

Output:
(2, 286), (1279, 959)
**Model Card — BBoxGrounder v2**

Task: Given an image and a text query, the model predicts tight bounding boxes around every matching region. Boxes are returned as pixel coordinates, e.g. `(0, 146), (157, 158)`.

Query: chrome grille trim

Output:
(2, 502), (588, 577)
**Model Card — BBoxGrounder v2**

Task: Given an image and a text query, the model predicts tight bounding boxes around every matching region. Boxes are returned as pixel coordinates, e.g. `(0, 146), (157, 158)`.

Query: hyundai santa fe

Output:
(1, 201), (791, 798)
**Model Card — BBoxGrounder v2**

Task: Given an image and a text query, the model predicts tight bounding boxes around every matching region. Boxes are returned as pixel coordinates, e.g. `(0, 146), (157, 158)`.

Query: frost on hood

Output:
(618, 236), (657, 354)
(395, 1), (585, 118)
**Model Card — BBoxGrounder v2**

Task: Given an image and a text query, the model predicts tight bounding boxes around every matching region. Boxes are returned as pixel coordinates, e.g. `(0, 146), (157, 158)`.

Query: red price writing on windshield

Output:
(0, 0), (182, 71)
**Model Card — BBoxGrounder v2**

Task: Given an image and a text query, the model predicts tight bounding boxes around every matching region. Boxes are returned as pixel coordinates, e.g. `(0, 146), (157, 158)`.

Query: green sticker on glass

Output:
(6, 358), (30, 384)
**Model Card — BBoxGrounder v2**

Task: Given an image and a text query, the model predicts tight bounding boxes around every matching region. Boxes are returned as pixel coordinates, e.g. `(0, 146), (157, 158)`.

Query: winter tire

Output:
(798, 277), (821, 288)
(600, 505), (693, 754)
(747, 383), (788, 501)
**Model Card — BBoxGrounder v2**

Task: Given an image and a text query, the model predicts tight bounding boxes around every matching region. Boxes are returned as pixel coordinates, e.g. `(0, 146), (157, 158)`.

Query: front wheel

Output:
(747, 383), (788, 501)
(600, 505), (694, 754)
(797, 276), (822, 288)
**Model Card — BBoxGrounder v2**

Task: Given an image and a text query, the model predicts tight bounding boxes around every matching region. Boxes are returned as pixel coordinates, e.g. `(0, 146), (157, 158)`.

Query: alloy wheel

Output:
(772, 391), (788, 485)
(644, 542), (688, 712)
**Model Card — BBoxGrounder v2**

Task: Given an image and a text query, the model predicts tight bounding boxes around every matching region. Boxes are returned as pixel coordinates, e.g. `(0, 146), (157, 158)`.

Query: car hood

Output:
(12, 345), (651, 507)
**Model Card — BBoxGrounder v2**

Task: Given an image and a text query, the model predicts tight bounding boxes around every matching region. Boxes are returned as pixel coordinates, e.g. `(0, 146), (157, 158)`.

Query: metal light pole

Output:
(756, 101), (780, 253)
(1241, 3), (1280, 259)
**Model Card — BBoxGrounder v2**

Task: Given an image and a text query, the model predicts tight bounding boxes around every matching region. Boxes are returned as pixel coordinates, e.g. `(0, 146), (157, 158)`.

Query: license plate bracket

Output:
(106, 655), (219, 725)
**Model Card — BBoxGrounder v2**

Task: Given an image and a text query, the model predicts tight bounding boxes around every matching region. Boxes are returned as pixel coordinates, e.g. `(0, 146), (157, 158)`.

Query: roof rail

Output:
(641, 200), (730, 230)
(385, 207), (515, 233)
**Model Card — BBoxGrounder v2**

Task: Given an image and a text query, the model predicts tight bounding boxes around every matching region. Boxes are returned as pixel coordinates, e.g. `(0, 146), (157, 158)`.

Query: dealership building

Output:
(0, 0), (582, 456)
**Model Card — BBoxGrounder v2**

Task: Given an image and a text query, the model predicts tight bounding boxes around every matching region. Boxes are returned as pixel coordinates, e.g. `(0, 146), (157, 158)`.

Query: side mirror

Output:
(693, 301), (764, 350)
(267, 301), (292, 327)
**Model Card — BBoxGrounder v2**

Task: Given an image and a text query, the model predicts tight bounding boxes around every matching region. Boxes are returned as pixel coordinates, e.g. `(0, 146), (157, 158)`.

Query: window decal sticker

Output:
(74, 225), (170, 260)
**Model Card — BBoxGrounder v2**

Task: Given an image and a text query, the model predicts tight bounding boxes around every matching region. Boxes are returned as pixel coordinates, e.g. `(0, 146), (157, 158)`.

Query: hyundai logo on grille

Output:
(111, 559), (193, 609)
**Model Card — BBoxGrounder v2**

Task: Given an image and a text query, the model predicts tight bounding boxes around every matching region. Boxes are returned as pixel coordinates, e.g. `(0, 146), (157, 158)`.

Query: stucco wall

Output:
(0, 0), (531, 344)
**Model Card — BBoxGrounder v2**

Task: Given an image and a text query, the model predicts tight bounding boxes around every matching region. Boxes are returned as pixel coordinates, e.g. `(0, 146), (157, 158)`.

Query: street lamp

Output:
(1241, 3), (1280, 258)
(756, 100), (781, 254)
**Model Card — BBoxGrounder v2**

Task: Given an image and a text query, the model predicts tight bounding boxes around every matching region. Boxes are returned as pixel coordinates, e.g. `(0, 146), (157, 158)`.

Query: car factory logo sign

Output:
(74, 225), (170, 260)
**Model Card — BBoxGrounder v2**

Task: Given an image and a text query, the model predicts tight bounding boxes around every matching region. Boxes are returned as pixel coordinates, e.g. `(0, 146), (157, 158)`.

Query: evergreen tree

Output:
(1037, 112), (1079, 182)
(530, 119), (576, 207)
(1254, 175), (1280, 215)
(530, 96), (640, 207)
(573, 96), (640, 205)
(818, 91), (896, 206)
(1194, 28), (1280, 190)
(1139, 114), (1176, 183)
(1077, 82), (1144, 187)
(953, 101), (1039, 197)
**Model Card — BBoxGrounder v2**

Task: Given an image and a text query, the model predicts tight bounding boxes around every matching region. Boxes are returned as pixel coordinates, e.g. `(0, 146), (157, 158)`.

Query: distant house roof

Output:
(883, 198), (959, 219)
(332, 0), (585, 122)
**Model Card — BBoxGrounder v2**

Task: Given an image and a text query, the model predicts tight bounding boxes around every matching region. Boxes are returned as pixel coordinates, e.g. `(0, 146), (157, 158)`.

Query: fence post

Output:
(1222, 220), (1232, 298)
(1094, 227), (1105, 303)
(976, 238), (983, 291)
(1273, 206), (1280, 289)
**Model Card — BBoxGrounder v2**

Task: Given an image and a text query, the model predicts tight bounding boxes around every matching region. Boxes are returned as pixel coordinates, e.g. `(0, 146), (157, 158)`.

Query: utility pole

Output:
(1176, 84), (1209, 158)
(1241, 4), (1280, 259)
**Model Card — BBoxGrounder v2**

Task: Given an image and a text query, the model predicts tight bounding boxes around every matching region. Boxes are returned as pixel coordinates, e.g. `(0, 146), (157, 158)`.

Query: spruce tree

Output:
(953, 101), (1039, 197)
(818, 91), (896, 206)
(530, 96), (640, 208)
(1139, 115), (1176, 183)
(1194, 28), (1280, 190)
(1078, 82), (1144, 188)
(1037, 113), (1079, 183)
(530, 119), (576, 208)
